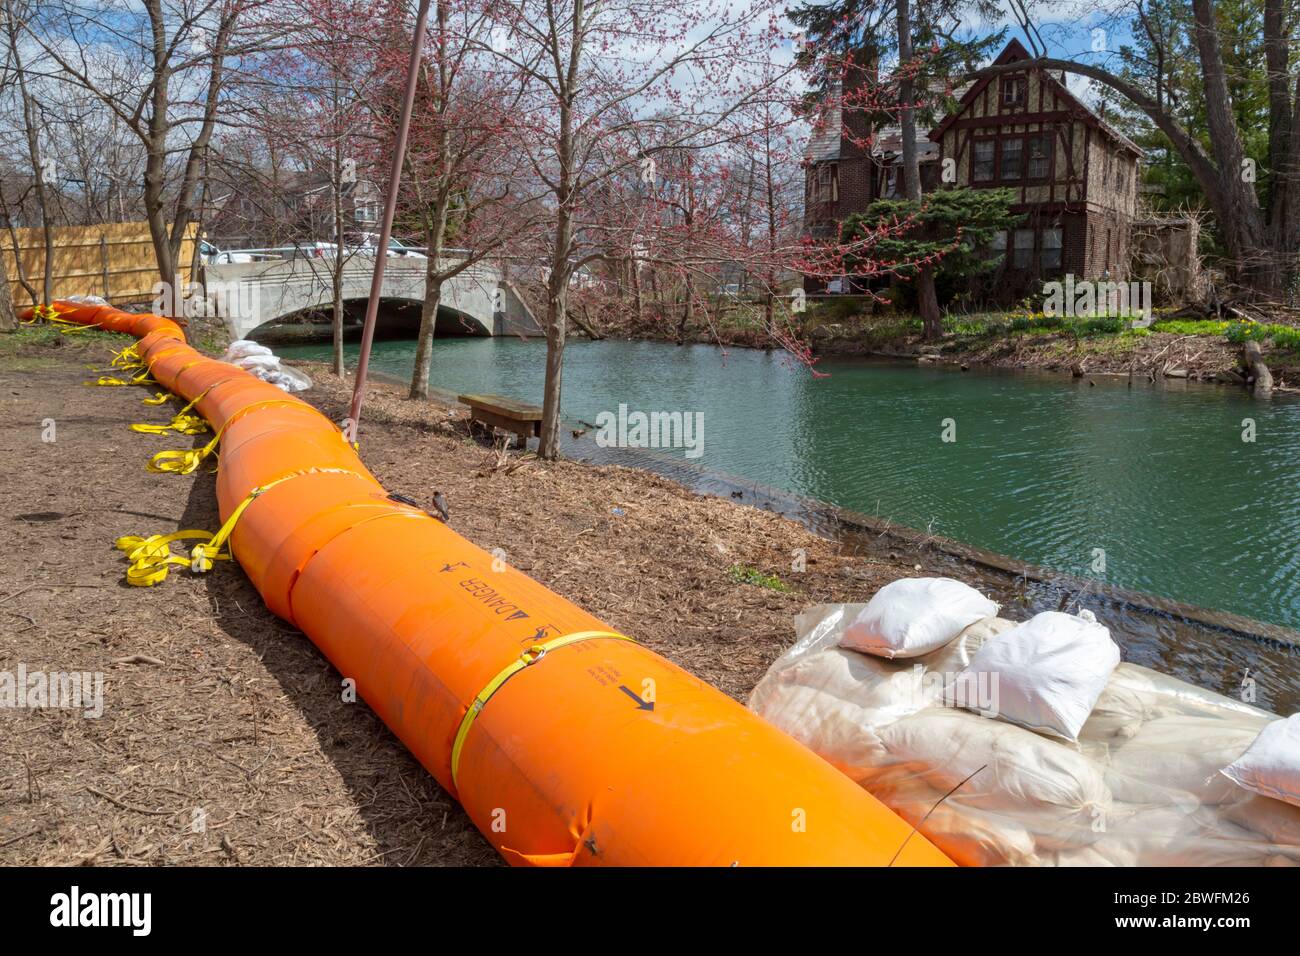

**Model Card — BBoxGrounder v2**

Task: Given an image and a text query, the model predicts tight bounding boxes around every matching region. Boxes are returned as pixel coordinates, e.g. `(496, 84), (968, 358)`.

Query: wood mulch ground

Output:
(0, 330), (934, 866)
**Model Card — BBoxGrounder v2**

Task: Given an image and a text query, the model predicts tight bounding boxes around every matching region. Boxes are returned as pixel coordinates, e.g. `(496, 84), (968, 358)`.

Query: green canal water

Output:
(276, 336), (1300, 633)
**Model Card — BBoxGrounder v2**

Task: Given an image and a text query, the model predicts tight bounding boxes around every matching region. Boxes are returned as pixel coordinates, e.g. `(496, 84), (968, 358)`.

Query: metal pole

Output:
(347, 0), (434, 436)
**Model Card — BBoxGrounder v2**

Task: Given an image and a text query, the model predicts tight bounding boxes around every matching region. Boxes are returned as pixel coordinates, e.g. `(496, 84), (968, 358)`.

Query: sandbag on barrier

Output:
(749, 604), (1300, 866)
(41, 299), (953, 867)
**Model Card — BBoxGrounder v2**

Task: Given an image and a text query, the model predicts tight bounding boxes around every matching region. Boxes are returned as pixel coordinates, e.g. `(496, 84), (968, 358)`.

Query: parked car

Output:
(199, 240), (256, 264)
(347, 232), (428, 258)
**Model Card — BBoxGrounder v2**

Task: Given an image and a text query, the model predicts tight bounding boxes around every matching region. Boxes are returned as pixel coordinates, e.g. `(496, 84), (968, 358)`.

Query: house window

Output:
(356, 200), (379, 224)
(1000, 139), (1023, 180)
(1041, 226), (1063, 270)
(1027, 135), (1052, 179)
(884, 165), (899, 197)
(1013, 228), (1034, 268)
(972, 140), (995, 183)
(1001, 75), (1027, 107)
(988, 229), (1007, 260)
(811, 164), (836, 205)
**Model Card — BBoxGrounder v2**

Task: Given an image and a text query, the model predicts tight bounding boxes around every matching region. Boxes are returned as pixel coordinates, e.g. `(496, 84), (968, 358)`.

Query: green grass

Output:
(778, 296), (1300, 360)
(727, 564), (791, 592)
(1, 322), (121, 353)
(1149, 319), (1229, 336)
(944, 311), (1132, 338)
(1223, 319), (1300, 350)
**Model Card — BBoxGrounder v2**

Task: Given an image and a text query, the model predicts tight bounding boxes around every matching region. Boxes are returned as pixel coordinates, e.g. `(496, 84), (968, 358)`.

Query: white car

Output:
(200, 240), (255, 264)
(348, 233), (428, 258)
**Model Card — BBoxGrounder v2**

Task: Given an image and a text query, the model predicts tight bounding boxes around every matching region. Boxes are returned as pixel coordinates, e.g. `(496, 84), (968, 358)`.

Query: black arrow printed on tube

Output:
(618, 685), (655, 711)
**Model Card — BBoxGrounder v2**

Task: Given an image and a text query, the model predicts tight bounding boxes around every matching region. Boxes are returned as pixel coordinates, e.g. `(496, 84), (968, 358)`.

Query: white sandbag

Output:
(748, 600), (1300, 866)
(217, 340), (311, 392)
(236, 353), (282, 371)
(220, 339), (273, 363)
(1221, 714), (1300, 808)
(865, 767), (1043, 866)
(1048, 806), (1272, 867)
(1105, 715), (1260, 806)
(747, 648), (932, 777)
(876, 708), (1113, 841)
(1223, 794), (1300, 854)
(955, 609), (1119, 742)
(840, 577), (997, 659)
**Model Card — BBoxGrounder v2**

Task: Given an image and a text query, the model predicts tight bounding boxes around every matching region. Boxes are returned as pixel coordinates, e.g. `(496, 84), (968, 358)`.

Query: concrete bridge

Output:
(204, 255), (541, 340)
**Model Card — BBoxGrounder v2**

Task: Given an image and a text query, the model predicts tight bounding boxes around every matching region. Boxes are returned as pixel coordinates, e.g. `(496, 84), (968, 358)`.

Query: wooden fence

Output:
(3, 221), (197, 307)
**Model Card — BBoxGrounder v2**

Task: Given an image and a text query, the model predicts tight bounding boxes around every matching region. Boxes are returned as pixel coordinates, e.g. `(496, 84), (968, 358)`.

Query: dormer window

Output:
(1001, 75), (1027, 107)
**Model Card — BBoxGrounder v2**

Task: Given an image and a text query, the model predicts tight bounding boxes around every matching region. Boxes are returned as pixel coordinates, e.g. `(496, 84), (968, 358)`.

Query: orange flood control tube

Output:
(39, 299), (953, 866)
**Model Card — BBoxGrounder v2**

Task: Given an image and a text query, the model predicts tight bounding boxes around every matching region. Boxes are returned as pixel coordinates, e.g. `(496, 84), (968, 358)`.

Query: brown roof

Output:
(927, 38), (1143, 157)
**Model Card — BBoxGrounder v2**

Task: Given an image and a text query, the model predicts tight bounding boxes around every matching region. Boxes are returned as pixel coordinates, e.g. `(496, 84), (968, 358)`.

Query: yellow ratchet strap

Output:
(449, 630), (635, 789)
(146, 399), (301, 475)
(129, 385), (215, 436)
(109, 344), (143, 370)
(116, 468), (360, 586)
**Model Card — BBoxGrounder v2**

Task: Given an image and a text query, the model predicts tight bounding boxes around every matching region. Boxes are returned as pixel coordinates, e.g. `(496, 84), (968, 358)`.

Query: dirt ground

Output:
(0, 330), (934, 866)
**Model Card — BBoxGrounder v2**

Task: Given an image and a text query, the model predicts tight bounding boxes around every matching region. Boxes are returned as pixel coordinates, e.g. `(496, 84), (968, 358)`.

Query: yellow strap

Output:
(109, 344), (143, 370)
(130, 385), (215, 436)
(115, 530), (232, 587)
(141, 371), (233, 407)
(117, 468), (361, 586)
(146, 399), (301, 475)
(88, 368), (155, 387)
(449, 630), (634, 789)
(54, 320), (102, 334)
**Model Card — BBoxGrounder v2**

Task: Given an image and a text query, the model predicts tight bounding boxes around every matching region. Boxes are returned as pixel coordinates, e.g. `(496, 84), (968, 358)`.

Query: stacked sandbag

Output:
(749, 594), (1300, 866)
(219, 340), (312, 393)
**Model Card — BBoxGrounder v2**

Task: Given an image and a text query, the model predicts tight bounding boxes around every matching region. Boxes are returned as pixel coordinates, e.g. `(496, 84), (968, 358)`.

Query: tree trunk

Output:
(538, 253), (569, 460)
(0, 251), (16, 331)
(331, 141), (347, 377)
(678, 276), (693, 344)
(7, 8), (54, 308)
(630, 259), (643, 326)
(409, 201), (449, 400)
(539, 197), (574, 460)
(895, 0), (941, 339)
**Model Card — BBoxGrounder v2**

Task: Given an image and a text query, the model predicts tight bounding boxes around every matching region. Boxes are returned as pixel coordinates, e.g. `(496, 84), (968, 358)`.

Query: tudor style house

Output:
(805, 39), (1143, 296)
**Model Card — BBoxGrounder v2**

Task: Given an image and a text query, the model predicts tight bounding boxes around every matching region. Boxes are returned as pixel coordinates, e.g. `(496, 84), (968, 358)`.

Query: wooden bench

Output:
(458, 393), (543, 448)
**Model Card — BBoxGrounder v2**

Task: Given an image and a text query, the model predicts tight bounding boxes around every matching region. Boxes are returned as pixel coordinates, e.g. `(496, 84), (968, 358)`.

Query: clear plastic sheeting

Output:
(748, 604), (1300, 866)
(219, 340), (311, 392)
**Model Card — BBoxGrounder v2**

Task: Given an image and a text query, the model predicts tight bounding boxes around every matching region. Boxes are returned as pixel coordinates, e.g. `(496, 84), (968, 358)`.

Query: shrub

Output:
(1268, 326), (1300, 351)
(1225, 320), (1268, 344)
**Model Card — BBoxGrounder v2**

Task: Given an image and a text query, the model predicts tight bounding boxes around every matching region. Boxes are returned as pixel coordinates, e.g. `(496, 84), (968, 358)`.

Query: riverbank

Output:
(604, 307), (1300, 389)
(0, 330), (946, 866)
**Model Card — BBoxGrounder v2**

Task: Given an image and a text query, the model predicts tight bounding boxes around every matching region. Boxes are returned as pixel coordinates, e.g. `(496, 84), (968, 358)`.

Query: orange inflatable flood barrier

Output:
(34, 300), (953, 866)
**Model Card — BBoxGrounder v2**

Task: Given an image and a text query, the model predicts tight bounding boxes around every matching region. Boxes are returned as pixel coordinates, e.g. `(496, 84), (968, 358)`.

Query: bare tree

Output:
(25, 0), (269, 307)
(2, 0), (54, 306)
(487, 0), (798, 459)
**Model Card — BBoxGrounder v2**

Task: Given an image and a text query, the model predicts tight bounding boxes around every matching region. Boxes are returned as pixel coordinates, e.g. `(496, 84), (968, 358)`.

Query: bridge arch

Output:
(243, 296), (492, 341)
(206, 256), (539, 340)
